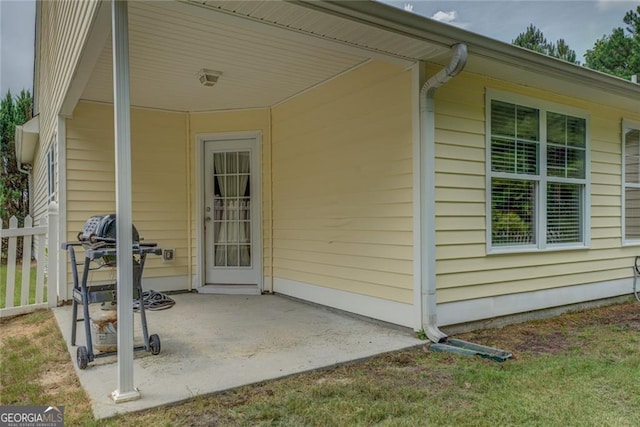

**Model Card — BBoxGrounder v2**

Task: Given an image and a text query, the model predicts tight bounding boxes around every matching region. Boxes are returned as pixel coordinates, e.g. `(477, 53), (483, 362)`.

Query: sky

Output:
(381, 0), (639, 60)
(0, 0), (638, 97)
(0, 0), (35, 97)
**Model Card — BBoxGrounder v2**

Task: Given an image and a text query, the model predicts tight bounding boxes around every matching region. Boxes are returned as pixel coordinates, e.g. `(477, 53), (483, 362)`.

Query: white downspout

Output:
(16, 162), (32, 217)
(420, 43), (467, 343)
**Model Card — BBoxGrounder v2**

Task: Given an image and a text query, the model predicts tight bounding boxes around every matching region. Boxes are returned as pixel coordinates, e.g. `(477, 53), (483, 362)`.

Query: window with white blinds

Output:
(488, 92), (588, 251)
(623, 121), (640, 244)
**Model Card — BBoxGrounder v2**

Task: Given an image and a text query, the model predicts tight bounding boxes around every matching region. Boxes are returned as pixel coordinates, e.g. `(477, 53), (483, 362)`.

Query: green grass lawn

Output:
(1, 301), (639, 426)
(0, 262), (41, 308)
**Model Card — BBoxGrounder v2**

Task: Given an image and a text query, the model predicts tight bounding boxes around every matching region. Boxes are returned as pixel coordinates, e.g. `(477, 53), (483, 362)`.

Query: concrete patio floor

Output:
(53, 293), (422, 420)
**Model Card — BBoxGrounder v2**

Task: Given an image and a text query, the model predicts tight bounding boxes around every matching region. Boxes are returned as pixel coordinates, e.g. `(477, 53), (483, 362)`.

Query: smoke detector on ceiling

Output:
(198, 69), (222, 87)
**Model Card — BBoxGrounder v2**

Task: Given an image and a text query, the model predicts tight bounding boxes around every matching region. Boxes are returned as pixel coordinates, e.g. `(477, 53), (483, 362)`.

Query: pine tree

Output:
(513, 24), (579, 64)
(0, 90), (33, 223)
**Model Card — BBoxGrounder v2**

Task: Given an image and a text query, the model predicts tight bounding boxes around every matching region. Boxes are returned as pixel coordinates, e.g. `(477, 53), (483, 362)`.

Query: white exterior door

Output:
(203, 137), (261, 288)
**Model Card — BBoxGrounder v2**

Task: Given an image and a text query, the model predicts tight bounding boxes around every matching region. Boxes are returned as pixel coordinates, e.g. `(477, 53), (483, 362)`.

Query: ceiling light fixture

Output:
(198, 69), (222, 87)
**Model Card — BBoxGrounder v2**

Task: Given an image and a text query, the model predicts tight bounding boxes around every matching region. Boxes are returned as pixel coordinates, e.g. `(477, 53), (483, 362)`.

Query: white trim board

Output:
(437, 278), (634, 326)
(274, 278), (416, 329)
(198, 284), (260, 295)
(411, 61), (424, 332)
(57, 116), (68, 301)
(141, 276), (191, 293)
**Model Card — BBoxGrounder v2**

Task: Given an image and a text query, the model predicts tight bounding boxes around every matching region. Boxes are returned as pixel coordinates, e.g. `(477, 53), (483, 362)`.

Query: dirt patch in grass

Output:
(456, 301), (640, 358)
(611, 306), (640, 330)
(0, 315), (42, 341)
(38, 361), (75, 390)
(509, 330), (570, 356)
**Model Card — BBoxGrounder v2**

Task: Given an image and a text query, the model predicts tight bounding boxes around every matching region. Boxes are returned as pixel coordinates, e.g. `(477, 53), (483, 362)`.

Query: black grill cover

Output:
(78, 214), (140, 243)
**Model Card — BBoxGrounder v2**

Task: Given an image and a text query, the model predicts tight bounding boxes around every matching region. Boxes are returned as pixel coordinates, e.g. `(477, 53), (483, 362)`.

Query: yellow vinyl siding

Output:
(66, 102), (189, 283)
(433, 70), (640, 303)
(275, 239), (413, 260)
(130, 107), (188, 280)
(271, 61), (413, 304)
(65, 103), (115, 251)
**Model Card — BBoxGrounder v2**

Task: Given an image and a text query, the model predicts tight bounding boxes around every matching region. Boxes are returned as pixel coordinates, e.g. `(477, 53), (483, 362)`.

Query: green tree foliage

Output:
(552, 39), (578, 64)
(584, 6), (640, 80)
(0, 90), (32, 223)
(513, 24), (578, 64)
(513, 24), (548, 54)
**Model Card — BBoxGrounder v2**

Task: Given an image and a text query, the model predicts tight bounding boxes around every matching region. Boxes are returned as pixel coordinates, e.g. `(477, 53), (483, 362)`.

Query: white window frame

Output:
(485, 88), (591, 254)
(47, 136), (56, 202)
(622, 118), (640, 246)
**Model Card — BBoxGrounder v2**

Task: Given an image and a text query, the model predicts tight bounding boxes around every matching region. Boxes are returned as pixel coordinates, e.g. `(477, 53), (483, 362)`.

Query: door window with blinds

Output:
(623, 120), (640, 244)
(487, 91), (588, 251)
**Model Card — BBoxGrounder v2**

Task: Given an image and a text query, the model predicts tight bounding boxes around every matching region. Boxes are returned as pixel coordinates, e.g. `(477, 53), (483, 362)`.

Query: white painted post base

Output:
(111, 388), (141, 403)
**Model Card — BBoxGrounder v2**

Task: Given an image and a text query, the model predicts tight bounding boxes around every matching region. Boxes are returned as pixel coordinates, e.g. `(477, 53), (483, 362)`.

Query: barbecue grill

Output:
(62, 214), (163, 369)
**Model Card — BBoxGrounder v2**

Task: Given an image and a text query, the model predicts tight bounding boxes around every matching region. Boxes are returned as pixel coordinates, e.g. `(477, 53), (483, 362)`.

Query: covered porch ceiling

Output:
(77, 0), (640, 114)
(80, 0), (448, 112)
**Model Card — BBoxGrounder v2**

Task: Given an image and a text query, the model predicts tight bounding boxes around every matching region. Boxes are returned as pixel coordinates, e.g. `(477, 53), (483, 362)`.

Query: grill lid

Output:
(78, 214), (140, 243)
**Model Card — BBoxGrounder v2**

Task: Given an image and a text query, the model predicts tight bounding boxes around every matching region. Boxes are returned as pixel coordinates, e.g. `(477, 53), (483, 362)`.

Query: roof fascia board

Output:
(297, 0), (640, 100)
(468, 43), (639, 99)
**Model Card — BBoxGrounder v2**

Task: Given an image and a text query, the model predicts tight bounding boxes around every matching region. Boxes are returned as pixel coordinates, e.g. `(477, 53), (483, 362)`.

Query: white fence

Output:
(0, 202), (58, 317)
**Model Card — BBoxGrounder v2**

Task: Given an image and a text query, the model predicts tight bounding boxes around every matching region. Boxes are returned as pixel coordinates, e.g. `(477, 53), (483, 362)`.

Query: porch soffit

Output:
(191, 0), (447, 61)
(80, 1), (447, 112)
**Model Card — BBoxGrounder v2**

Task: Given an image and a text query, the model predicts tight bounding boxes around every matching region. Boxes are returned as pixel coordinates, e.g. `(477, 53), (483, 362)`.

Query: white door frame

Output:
(195, 131), (263, 292)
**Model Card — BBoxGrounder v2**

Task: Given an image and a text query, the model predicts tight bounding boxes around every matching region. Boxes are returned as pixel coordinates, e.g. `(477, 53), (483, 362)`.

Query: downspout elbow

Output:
(17, 162), (32, 174)
(420, 44), (467, 100)
(420, 43), (467, 343)
(16, 162), (32, 217)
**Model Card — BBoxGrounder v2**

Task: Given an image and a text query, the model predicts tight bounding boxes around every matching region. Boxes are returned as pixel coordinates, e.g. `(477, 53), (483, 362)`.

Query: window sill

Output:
(622, 240), (640, 247)
(488, 243), (590, 255)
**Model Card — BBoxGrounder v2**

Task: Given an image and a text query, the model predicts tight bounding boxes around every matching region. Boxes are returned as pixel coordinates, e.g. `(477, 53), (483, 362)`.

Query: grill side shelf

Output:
(86, 245), (162, 260)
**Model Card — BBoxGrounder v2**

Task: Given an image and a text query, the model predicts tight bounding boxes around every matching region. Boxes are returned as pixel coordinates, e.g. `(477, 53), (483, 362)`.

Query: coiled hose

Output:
(634, 256), (640, 302)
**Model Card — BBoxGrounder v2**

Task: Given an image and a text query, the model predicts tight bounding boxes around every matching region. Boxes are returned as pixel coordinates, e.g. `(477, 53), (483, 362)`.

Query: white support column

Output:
(111, 0), (139, 403)
(412, 62), (426, 332)
(56, 116), (68, 301)
(47, 201), (58, 307)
